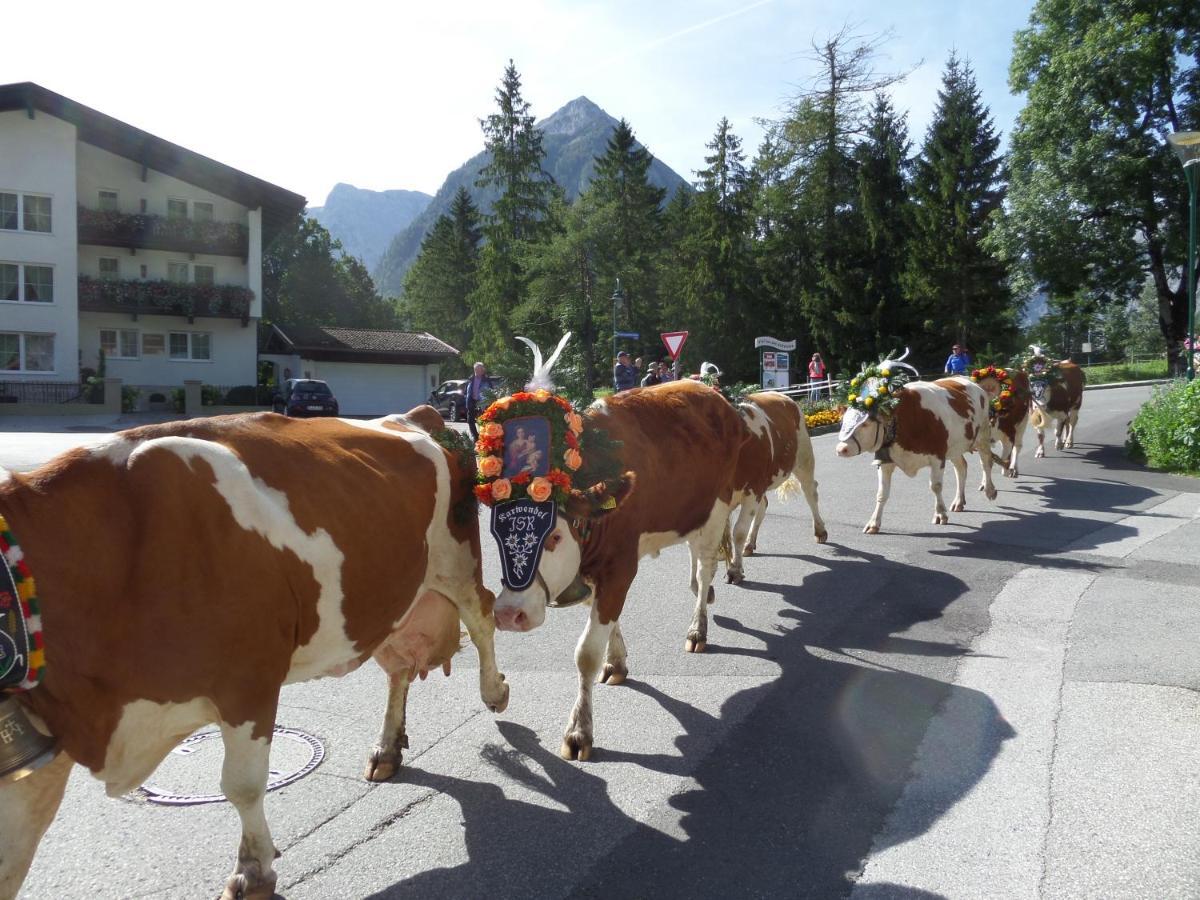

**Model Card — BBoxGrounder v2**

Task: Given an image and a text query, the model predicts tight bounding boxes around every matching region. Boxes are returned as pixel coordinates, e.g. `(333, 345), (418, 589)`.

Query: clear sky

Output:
(3, 0), (1035, 207)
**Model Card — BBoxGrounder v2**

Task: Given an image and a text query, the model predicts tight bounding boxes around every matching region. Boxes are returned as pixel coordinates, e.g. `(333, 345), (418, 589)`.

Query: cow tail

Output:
(1030, 405), (1046, 430)
(776, 473), (804, 503)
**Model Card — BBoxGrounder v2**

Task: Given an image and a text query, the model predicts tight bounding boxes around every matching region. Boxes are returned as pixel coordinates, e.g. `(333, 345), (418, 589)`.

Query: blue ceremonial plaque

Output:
(490, 500), (557, 591)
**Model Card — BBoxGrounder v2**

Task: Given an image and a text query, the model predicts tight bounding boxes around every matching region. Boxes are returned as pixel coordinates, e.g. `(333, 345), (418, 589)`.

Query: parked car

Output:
(273, 379), (339, 418)
(428, 377), (506, 421)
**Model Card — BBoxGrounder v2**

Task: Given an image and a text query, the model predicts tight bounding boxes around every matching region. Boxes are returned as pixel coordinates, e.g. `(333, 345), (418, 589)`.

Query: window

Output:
(0, 264), (53, 303)
(167, 199), (188, 220)
(167, 261), (188, 283)
(193, 202), (214, 223)
(0, 264), (16, 301)
(0, 193), (15, 230)
(193, 265), (214, 285)
(99, 328), (139, 359)
(98, 190), (118, 212)
(23, 266), (52, 302)
(0, 333), (55, 372)
(169, 331), (211, 361)
(99, 257), (120, 280)
(142, 333), (165, 355)
(22, 196), (51, 233)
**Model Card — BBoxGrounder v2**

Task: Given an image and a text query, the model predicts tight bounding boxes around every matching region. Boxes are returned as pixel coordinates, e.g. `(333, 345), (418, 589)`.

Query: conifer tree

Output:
(907, 53), (1015, 361)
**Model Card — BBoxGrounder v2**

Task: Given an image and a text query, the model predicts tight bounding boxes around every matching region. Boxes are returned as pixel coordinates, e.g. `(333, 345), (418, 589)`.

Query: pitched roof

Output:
(262, 323), (459, 364)
(0, 82), (306, 244)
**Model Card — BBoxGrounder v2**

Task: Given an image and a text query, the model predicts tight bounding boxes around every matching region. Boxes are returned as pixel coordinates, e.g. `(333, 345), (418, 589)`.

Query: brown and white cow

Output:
(0, 410), (508, 900)
(491, 380), (747, 761)
(725, 391), (827, 585)
(972, 369), (1032, 483)
(1029, 361), (1085, 457)
(835, 377), (998, 533)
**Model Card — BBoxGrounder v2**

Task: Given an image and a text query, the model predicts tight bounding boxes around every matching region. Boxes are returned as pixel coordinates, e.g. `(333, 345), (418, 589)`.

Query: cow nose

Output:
(494, 606), (528, 632)
(835, 442), (850, 457)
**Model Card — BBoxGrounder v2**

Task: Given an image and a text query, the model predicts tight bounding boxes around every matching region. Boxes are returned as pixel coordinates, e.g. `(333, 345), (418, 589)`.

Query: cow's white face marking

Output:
(129, 436), (353, 682)
(494, 520), (580, 632)
(836, 414), (883, 458)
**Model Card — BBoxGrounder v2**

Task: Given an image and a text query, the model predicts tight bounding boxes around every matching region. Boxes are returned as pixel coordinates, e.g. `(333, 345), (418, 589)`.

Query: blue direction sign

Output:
(615, 331), (640, 339)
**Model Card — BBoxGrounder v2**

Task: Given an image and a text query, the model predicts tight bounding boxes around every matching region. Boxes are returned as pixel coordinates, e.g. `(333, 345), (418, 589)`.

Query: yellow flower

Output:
(848, 393), (857, 403)
(878, 385), (888, 395)
(534, 388), (551, 401)
(864, 396), (875, 407)
(851, 378), (860, 388)
(528, 477), (553, 502)
(881, 368), (891, 377)
(479, 455), (503, 478)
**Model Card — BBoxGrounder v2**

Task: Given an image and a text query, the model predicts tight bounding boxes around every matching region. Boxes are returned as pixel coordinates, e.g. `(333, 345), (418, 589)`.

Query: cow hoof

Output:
(933, 514), (949, 525)
(685, 636), (707, 653)
(985, 487), (998, 501)
(220, 866), (276, 900)
(863, 524), (880, 535)
(364, 748), (401, 783)
(726, 568), (744, 585)
(743, 544), (757, 557)
(599, 662), (628, 685)
(951, 500), (966, 512)
(814, 529), (828, 544)
(560, 731), (593, 761)
(484, 678), (510, 714)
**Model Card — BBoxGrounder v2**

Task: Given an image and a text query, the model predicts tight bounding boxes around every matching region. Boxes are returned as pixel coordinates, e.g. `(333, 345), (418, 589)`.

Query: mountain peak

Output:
(538, 96), (615, 136)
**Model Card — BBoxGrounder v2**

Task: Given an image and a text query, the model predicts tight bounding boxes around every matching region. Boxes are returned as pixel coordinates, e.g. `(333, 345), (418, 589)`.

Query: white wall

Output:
(78, 311), (258, 387)
(247, 208), (262, 318)
(0, 109), (79, 380)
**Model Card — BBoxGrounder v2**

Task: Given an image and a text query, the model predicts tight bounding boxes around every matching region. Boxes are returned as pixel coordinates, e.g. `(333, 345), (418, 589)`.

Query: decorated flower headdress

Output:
(1016, 345), (1063, 384)
(970, 363), (1017, 415)
(846, 348), (919, 416)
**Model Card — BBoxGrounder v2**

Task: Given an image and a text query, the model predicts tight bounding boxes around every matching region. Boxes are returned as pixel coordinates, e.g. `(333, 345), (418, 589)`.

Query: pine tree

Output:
(907, 53), (1015, 362)
(402, 187), (481, 358)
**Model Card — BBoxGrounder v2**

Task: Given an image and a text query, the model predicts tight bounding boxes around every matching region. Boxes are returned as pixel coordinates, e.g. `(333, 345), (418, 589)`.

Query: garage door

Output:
(314, 363), (427, 416)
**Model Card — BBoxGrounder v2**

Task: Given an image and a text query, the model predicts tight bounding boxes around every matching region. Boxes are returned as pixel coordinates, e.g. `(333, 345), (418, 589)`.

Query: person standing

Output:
(658, 359), (675, 382)
(944, 343), (972, 376)
(807, 353), (827, 401)
(640, 362), (662, 387)
(465, 361), (488, 439)
(613, 351), (638, 392)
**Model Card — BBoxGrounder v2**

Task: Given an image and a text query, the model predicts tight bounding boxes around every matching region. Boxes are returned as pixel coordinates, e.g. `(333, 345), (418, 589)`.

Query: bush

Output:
(1081, 358), (1168, 384)
(170, 387), (185, 413)
(121, 386), (140, 413)
(1127, 379), (1200, 474)
(201, 384), (223, 407)
(222, 385), (272, 406)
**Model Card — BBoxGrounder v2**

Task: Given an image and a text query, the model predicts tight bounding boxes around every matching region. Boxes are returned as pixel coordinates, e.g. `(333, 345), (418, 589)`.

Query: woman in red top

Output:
(808, 353), (827, 400)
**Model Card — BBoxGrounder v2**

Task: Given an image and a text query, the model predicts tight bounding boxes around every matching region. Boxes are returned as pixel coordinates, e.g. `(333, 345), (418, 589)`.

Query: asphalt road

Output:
(8, 385), (1199, 899)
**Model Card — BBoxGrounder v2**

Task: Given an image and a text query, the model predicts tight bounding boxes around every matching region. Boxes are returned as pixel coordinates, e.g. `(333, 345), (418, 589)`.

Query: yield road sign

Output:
(661, 331), (689, 360)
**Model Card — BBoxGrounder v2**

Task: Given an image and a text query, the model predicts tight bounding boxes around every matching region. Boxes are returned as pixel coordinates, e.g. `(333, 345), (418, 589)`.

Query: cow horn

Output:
(0, 697), (60, 784)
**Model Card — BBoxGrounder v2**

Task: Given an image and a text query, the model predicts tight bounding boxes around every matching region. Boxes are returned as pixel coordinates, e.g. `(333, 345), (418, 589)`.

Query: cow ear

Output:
(564, 472), (636, 520)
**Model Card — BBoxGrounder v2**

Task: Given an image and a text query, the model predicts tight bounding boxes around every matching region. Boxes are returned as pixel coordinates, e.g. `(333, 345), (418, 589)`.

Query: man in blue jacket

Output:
(944, 344), (972, 376)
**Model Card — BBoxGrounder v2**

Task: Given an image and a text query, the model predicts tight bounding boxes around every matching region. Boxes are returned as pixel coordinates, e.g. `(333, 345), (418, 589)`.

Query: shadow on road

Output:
(367, 547), (1007, 900)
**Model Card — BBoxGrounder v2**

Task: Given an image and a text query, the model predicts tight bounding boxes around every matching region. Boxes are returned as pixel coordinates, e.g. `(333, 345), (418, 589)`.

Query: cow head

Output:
(492, 474), (635, 632)
(835, 407), (887, 458)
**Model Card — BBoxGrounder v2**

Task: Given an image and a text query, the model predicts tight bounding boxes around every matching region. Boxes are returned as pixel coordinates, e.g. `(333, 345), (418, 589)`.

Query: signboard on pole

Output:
(754, 336), (797, 352)
(661, 331), (689, 360)
(615, 331), (640, 340)
(762, 351), (777, 370)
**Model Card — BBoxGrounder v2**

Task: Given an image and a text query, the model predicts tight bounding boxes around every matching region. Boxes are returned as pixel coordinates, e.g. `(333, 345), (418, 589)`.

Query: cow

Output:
(725, 391), (827, 585)
(0, 410), (509, 900)
(835, 377), (998, 533)
(490, 379), (747, 761)
(1029, 360), (1085, 457)
(971, 368), (1032, 482)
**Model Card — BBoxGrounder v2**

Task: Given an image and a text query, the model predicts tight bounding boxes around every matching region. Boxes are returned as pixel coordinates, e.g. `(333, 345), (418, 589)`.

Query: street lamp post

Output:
(1167, 132), (1200, 381)
(611, 277), (623, 371)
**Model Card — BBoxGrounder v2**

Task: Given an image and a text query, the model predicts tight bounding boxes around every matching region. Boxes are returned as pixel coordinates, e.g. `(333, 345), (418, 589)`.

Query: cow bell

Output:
(0, 696), (59, 784)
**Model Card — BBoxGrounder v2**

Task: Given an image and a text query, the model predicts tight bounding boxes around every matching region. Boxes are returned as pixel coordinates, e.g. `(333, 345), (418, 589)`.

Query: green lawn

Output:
(1080, 358), (1168, 384)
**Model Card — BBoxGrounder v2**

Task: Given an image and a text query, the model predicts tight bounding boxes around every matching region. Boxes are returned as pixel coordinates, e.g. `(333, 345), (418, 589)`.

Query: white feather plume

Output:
(516, 332), (572, 391)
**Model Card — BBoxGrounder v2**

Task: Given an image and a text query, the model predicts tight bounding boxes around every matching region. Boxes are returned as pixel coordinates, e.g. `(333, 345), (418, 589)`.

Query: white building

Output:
(0, 82), (304, 404)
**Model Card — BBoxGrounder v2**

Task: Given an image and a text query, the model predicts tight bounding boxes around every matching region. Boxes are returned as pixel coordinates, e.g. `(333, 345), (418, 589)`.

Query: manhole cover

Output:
(133, 727), (325, 806)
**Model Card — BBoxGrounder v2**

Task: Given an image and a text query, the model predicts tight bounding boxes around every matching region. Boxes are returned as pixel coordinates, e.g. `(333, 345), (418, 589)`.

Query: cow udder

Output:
(373, 591), (462, 679)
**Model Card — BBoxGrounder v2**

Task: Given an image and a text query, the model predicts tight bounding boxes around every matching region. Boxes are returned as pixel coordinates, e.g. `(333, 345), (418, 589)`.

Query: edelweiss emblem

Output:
(504, 531), (541, 580)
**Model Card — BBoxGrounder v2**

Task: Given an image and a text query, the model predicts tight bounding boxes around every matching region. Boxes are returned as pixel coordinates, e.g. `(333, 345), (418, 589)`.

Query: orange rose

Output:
(566, 411), (583, 435)
(491, 478), (512, 501)
(534, 388), (551, 401)
(479, 455), (503, 477)
(564, 448), (582, 470)
(481, 422), (504, 439)
(528, 477), (553, 502)
(494, 397), (512, 410)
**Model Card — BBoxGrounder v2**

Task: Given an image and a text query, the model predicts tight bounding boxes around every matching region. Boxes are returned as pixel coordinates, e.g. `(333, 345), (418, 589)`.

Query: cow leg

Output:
(561, 603), (615, 761)
(950, 456), (969, 512)
(1066, 410), (1079, 448)
(793, 433), (828, 543)
(745, 497), (768, 556)
(1054, 415), (1066, 450)
(219, 718), (279, 900)
(726, 497), (757, 585)
(599, 622), (628, 685)
(978, 432), (998, 501)
(864, 463), (895, 534)
(0, 751), (72, 900)
(688, 547), (716, 605)
(686, 507), (728, 653)
(1035, 421), (1046, 458)
(454, 590), (510, 715)
(364, 671), (410, 782)
(930, 460), (949, 525)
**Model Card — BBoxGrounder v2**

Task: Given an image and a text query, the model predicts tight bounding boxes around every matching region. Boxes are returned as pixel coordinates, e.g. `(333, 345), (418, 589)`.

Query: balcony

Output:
(78, 276), (254, 324)
(77, 206), (250, 258)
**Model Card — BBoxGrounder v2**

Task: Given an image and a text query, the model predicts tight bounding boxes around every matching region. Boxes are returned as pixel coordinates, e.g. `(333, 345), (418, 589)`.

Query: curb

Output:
(1084, 378), (1173, 391)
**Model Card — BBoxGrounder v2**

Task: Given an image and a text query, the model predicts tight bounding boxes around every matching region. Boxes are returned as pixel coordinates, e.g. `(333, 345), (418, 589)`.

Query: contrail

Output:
(639, 0), (776, 52)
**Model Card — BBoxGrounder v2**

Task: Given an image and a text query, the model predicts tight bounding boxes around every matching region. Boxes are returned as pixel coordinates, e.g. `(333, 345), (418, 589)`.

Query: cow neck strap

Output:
(873, 416), (898, 464)
(0, 514), (45, 693)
